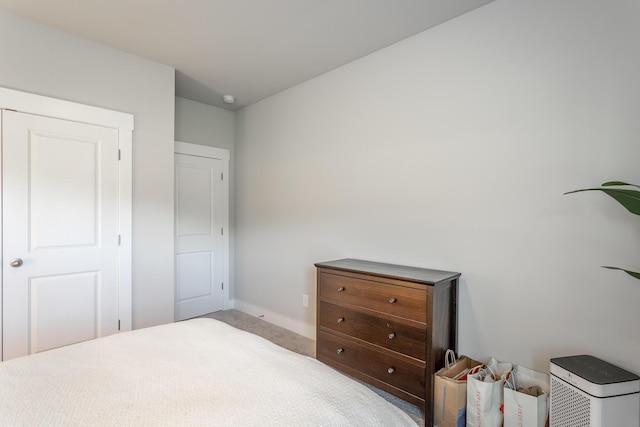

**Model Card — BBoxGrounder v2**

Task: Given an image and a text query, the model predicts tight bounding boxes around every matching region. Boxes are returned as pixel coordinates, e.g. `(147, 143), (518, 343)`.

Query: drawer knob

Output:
(336, 348), (344, 354)
(387, 367), (395, 374)
(388, 332), (396, 340)
(337, 317), (345, 323)
(389, 297), (397, 303)
(337, 287), (345, 292)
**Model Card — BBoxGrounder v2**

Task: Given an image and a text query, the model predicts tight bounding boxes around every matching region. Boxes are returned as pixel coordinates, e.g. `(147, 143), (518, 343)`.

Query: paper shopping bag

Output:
(504, 365), (549, 427)
(433, 350), (483, 427)
(466, 357), (513, 427)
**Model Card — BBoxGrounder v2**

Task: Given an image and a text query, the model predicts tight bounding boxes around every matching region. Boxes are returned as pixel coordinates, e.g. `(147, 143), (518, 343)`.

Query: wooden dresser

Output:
(315, 259), (460, 425)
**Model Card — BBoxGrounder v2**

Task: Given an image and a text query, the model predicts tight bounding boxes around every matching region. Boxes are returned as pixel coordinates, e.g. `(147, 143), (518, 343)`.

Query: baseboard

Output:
(231, 299), (316, 340)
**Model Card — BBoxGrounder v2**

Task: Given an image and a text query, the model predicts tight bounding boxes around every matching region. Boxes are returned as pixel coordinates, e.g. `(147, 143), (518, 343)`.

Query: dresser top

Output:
(314, 258), (460, 285)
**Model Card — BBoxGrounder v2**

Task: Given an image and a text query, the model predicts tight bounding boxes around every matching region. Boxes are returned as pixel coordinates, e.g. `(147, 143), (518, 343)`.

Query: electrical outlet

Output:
(302, 294), (309, 308)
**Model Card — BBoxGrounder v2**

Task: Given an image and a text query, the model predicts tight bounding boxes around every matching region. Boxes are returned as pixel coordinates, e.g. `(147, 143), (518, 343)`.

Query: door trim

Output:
(0, 87), (134, 355)
(174, 141), (230, 310)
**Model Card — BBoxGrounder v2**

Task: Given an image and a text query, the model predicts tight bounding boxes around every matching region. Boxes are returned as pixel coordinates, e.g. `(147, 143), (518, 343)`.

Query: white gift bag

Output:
(503, 365), (549, 427)
(466, 358), (513, 427)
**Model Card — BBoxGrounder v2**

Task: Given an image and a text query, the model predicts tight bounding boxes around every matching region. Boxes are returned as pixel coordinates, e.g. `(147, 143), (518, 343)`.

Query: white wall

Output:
(0, 11), (176, 329)
(235, 0), (640, 375)
(175, 97), (235, 151)
(175, 97), (236, 300)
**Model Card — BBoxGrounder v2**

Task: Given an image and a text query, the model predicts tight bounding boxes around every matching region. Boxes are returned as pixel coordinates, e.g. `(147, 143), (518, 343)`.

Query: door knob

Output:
(9, 258), (23, 268)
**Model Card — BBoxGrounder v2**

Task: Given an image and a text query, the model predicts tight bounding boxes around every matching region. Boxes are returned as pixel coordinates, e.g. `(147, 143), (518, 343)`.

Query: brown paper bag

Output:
(434, 350), (483, 427)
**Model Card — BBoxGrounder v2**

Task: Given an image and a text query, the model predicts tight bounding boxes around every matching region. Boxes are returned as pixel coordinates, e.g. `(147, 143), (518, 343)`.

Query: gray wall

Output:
(235, 0), (640, 375)
(0, 11), (176, 328)
(175, 97), (235, 151)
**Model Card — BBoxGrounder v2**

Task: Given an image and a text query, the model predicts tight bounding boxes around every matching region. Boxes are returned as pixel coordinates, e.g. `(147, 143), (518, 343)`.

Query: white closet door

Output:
(175, 153), (225, 320)
(2, 110), (120, 360)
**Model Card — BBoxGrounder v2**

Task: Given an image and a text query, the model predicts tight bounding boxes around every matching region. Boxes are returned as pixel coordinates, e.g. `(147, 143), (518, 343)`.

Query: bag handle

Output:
(444, 349), (457, 369)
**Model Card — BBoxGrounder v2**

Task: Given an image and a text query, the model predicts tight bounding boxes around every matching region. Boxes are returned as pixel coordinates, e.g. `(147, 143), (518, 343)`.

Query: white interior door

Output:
(175, 149), (228, 321)
(2, 110), (120, 360)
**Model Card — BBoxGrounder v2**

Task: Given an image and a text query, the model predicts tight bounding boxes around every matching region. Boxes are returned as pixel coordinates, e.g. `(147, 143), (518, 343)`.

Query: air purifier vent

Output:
(550, 355), (640, 427)
(551, 376), (591, 426)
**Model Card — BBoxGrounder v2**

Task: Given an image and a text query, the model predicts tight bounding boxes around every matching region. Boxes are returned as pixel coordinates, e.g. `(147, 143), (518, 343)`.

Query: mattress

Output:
(0, 317), (418, 426)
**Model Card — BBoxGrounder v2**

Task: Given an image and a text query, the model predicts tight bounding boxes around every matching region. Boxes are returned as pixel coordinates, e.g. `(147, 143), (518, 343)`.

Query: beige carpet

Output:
(201, 309), (425, 426)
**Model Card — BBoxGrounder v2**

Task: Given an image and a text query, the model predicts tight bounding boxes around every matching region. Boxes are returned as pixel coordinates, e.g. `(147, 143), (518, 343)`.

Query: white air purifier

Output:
(550, 355), (640, 427)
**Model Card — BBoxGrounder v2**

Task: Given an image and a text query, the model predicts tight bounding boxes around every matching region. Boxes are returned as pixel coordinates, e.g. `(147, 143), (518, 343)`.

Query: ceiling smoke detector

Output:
(222, 95), (236, 104)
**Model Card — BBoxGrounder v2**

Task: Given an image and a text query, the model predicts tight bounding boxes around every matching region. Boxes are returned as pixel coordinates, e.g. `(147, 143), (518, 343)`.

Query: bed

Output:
(0, 318), (418, 426)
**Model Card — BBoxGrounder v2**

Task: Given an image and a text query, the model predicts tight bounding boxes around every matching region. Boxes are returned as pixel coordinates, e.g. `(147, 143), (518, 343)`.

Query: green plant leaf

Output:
(564, 188), (640, 215)
(602, 266), (640, 281)
(565, 182), (640, 282)
(602, 181), (640, 189)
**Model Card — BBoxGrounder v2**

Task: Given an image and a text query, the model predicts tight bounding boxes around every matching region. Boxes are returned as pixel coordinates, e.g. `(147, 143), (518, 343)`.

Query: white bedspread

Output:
(0, 318), (418, 426)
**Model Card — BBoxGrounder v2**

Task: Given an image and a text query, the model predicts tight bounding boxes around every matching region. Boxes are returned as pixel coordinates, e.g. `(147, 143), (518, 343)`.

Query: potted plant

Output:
(565, 181), (640, 280)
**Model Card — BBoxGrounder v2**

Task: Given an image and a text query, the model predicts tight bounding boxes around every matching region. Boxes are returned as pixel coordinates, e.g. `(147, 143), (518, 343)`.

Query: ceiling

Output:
(0, 0), (494, 110)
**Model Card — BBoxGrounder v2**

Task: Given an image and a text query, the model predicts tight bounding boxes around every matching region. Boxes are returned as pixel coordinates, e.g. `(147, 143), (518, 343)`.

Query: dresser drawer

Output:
(318, 302), (426, 360)
(316, 259), (461, 423)
(317, 331), (426, 398)
(318, 272), (427, 323)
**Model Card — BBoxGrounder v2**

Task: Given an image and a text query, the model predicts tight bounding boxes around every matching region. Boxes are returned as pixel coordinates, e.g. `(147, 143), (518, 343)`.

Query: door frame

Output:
(174, 141), (231, 310)
(0, 87), (134, 354)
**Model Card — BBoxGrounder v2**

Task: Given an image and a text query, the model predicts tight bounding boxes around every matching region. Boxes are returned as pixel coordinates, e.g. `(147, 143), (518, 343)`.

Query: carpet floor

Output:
(201, 309), (425, 426)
